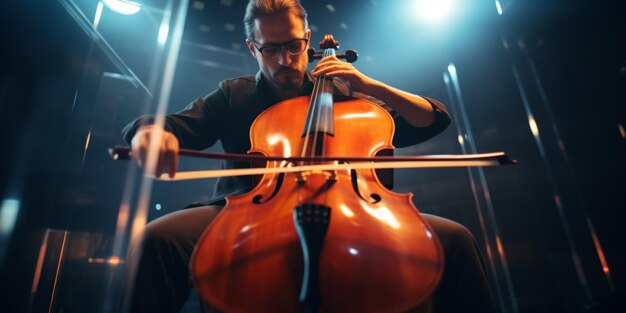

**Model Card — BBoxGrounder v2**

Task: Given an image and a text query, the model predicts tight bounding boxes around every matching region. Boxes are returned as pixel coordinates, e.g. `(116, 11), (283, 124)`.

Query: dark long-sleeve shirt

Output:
(122, 71), (451, 200)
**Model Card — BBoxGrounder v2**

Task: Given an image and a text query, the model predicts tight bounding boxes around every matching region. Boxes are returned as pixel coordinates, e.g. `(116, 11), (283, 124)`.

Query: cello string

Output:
(320, 48), (336, 163)
(311, 48), (333, 162)
(308, 49), (325, 159)
(301, 57), (322, 161)
(301, 86), (319, 160)
(318, 66), (329, 162)
(303, 49), (328, 161)
(311, 54), (325, 160)
(303, 45), (333, 159)
(296, 45), (328, 205)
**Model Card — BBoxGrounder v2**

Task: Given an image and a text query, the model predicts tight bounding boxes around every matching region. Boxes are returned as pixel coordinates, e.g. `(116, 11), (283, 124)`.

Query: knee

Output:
(141, 205), (221, 258)
(142, 220), (171, 250)
(137, 221), (175, 264)
(444, 220), (476, 249)
(422, 214), (478, 257)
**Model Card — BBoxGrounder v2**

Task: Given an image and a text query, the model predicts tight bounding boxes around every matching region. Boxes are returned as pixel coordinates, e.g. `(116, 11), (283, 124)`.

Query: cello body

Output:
(191, 95), (443, 313)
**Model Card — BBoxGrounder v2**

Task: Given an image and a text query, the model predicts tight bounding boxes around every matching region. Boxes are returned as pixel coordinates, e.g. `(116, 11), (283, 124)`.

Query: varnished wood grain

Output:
(191, 96), (443, 313)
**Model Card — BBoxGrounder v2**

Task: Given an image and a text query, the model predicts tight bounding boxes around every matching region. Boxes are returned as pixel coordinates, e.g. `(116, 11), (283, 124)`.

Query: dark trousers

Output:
(130, 206), (497, 313)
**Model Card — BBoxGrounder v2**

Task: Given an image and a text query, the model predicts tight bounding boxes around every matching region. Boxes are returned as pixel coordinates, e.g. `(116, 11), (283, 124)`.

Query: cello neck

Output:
(301, 46), (336, 139)
(300, 34), (342, 158)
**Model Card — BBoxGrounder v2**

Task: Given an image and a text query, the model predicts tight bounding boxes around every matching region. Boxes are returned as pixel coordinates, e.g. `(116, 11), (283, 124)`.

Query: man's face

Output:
(246, 11), (310, 91)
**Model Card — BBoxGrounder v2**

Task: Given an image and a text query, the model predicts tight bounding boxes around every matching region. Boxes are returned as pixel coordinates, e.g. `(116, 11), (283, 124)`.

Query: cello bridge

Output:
(296, 170), (337, 183)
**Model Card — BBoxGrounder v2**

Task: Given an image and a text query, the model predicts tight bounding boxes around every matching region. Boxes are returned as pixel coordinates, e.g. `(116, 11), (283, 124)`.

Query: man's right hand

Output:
(131, 125), (179, 178)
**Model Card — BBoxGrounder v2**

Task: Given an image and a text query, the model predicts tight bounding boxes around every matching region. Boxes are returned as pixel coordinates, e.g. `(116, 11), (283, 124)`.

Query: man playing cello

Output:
(123, 1), (497, 312)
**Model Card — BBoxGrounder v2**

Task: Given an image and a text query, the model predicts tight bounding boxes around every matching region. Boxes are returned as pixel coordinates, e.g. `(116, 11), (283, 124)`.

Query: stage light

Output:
(447, 63), (457, 77)
(1, 199), (20, 236)
(528, 116), (540, 137)
(102, 0), (142, 15)
(415, 0), (451, 20)
(158, 24), (169, 45)
(495, 0), (503, 15)
(94, 1), (104, 28)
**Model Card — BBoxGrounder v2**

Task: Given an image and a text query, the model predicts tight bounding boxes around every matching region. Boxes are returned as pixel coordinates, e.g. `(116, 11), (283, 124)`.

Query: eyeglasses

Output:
(249, 38), (309, 59)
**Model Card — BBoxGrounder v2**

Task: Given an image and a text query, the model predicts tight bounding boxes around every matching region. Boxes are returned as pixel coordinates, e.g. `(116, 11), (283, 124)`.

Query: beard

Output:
(271, 67), (304, 90)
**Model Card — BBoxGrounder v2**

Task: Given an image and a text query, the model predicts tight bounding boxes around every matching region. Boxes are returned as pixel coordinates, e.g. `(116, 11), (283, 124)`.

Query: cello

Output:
(190, 34), (444, 313)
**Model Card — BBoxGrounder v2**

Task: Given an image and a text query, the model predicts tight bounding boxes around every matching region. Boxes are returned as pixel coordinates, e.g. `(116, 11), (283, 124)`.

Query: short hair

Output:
(243, 0), (308, 40)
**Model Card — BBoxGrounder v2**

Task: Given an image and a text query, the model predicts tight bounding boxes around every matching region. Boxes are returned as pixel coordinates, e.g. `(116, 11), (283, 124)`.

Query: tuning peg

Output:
(308, 48), (358, 63)
(336, 49), (358, 63)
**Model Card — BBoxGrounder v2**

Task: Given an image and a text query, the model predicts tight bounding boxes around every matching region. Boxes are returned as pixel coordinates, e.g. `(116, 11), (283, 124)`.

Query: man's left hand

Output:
(311, 55), (373, 92)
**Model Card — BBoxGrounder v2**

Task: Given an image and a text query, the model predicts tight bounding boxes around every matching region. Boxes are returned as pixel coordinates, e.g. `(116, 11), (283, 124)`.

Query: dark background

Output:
(1, 0), (624, 312)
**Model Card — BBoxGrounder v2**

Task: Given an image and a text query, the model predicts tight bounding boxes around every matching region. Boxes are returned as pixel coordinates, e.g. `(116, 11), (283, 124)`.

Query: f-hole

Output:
(252, 161), (296, 204)
(349, 163), (381, 204)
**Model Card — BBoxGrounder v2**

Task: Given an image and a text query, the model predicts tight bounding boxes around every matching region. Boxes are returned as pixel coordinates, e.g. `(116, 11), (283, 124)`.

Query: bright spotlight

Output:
(416, 0), (451, 20)
(1, 199), (20, 236)
(158, 24), (169, 45)
(447, 63), (457, 77)
(495, 0), (503, 15)
(103, 0), (142, 15)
